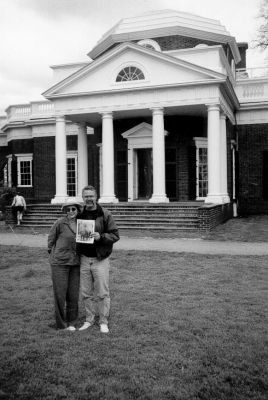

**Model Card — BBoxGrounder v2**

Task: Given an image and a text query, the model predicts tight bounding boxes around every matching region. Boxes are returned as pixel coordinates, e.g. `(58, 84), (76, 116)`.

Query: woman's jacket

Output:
(48, 216), (80, 266)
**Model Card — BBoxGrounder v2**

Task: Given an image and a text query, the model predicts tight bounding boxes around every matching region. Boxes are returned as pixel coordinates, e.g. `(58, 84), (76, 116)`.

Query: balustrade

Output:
(6, 101), (55, 122)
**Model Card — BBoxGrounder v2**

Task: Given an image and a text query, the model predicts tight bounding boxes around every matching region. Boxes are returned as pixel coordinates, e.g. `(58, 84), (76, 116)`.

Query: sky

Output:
(0, 0), (267, 115)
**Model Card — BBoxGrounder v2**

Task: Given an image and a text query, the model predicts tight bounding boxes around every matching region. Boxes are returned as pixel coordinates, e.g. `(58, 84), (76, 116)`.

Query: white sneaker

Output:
(100, 323), (109, 333)
(65, 326), (76, 331)
(78, 322), (92, 331)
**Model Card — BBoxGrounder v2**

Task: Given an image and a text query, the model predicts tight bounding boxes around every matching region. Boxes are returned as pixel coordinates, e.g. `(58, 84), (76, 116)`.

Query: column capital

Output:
(75, 121), (87, 128)
(206, 104), (220, 112)
(220, 113), (227, 120)
(151, 107), (164, 115)
(55, 115), (66, 122)
(100, 111), (113, 119)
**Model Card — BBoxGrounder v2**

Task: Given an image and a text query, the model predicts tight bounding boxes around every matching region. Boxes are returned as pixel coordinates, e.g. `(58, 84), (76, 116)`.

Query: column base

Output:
(149, 194), (169, 203)
(205, 194), (230, 204)
(51, 195), (68, 204)
(98, 195), (119, 204)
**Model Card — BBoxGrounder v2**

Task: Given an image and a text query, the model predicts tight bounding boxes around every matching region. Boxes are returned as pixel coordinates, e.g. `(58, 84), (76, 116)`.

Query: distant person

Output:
(11, 192), (26, 225)
(77, 185), (120, 334)
(47, 200), (82, 331)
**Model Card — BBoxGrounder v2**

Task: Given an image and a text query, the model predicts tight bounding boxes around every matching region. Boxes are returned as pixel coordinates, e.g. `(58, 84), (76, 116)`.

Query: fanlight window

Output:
(116, 66), (145, 82)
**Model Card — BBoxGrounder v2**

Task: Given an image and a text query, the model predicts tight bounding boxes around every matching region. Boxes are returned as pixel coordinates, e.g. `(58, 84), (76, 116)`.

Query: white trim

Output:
(67, 152), (78, 197)
(193, 137), (208, 200)
(111, 61), (149, 86)
(17, 154), (33, 187)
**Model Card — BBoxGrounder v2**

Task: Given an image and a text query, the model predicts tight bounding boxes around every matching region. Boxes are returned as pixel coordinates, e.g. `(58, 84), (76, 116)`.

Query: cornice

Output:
(45, 78), (226, 101)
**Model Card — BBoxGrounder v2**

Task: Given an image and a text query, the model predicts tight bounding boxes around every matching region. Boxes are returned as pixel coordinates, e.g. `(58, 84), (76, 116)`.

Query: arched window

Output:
(138, 39), (161, 52)
(116, 66), (145, 82)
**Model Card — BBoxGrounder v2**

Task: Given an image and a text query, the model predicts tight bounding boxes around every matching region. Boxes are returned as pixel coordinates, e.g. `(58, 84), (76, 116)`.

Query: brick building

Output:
(0, 10), (268, 219)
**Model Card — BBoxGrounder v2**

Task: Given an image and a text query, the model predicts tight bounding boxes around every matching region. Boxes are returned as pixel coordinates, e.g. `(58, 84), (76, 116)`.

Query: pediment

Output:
(43, 42), (225, 99)
(122, 122), (168, 140)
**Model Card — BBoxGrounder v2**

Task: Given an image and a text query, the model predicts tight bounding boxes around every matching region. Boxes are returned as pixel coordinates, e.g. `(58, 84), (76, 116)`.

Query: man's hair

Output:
(82, 185), (97, 195)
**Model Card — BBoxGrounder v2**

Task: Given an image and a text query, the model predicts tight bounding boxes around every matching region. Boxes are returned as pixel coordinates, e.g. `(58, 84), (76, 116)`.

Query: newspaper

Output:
(76, 219), (95, 244)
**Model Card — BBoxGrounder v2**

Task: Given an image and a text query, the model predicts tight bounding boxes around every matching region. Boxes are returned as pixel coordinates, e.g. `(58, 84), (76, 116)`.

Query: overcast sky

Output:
(0, 0), (267, 115)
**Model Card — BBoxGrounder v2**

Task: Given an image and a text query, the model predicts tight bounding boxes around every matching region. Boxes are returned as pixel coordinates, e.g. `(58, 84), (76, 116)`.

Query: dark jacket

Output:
(48, 216), (79, 266)
(77, 204), (119, 260)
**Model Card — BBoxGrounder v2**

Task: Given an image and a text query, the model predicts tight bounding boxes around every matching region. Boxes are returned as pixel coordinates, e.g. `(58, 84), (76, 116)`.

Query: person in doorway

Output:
(11, 192), (26, 225)
(77, 185), (120, 334)
(47, 200), (82, 331)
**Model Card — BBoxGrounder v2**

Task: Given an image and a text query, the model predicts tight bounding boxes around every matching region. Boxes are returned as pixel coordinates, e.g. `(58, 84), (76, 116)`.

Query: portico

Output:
(50, 98), (232, 205)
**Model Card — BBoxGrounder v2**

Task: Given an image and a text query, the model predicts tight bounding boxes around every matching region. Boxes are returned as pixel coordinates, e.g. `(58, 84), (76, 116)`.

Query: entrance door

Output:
(137, 149), (153, 199)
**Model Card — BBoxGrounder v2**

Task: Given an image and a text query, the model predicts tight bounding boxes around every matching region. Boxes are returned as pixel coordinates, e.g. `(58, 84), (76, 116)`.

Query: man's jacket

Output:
(77, 204), (120, 260)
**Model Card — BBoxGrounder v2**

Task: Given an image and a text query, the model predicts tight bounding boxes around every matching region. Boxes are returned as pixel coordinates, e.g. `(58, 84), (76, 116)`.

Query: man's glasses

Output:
(66, 207), (77, 212)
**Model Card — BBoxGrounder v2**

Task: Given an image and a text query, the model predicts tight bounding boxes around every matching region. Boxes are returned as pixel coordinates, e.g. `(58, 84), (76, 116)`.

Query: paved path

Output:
(0, 232), (267, 255)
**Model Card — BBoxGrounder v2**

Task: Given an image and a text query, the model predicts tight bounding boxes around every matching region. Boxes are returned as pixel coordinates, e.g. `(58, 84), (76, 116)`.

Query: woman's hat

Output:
(61, 199), (83, 212)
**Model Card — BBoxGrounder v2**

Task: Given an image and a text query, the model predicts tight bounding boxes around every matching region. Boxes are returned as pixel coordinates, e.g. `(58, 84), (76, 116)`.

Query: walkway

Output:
(0, 231), (267, 255)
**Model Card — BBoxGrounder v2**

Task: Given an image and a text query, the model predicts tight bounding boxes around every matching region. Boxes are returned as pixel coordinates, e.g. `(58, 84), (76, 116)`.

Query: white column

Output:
(98, 112), (118, 203)
(77, 123), (88, 198)
(127, 146), (134, 201)
(220, 114), (230, 203)
(51, 115), (67, 204)
(149, 107), (169, 203)
(205, 105), (228, 204)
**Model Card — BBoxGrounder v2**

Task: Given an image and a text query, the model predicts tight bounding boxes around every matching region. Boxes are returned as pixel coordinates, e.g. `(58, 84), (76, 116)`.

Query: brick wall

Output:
(237, 124), (268, 214)
(198, 203), (233, 231)
(33, 137), (55, 202)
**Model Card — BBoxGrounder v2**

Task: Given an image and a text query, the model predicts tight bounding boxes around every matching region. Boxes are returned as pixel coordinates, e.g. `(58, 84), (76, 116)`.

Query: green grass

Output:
(0, 246), (267, 400)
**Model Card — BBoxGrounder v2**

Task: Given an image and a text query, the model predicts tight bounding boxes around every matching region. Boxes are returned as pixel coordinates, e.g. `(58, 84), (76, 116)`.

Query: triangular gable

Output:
(43, 42), (225, 98)
(122, 122), (168, 140)
(121, 122), (168, 148)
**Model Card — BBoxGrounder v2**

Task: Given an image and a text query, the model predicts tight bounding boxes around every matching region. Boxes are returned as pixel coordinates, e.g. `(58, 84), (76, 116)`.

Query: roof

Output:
(88, 9), (240, 63)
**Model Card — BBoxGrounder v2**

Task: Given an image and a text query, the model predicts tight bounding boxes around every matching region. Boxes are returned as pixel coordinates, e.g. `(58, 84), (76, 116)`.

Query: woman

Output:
(11, 192), (26, 225)
(48, 200), (82, 331)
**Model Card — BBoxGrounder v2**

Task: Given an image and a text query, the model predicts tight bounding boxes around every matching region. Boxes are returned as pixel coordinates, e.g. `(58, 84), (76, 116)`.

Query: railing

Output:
(236, 67), (268, 79)
(6, 101), (55, 122)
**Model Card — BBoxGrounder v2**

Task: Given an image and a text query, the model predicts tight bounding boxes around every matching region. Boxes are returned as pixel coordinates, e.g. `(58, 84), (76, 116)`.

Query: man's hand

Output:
(90, 232), (101, 241)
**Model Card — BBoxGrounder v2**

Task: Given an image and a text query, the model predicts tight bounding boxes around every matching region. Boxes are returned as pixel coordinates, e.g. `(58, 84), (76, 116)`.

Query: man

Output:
(77, 185), (120, 333)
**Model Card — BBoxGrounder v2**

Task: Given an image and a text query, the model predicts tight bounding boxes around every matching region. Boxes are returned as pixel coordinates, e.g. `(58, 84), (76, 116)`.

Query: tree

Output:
(255, 0), (268, 49)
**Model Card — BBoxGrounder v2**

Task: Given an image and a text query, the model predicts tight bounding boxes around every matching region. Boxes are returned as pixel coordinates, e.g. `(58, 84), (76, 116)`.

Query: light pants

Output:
(80, 255), (110, 325)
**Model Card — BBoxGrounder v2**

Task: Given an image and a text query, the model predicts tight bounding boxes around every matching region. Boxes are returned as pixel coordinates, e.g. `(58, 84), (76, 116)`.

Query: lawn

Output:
(0, 246), (267, 400)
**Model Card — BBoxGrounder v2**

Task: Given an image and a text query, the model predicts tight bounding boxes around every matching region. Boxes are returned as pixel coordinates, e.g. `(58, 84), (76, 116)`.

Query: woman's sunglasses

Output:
(66, 207), (77, 212)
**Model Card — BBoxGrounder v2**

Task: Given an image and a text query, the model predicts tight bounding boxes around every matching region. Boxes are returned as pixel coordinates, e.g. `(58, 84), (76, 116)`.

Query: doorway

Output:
(137, 149), (153, 199)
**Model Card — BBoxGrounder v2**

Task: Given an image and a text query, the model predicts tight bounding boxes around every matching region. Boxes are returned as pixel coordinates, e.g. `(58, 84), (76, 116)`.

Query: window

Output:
(67, 154), (77, 197)
(138, 39), (161, 52)
(116, 66), (145, 82)
(197, 147), (208, 199)
(17, 155), (33, 187)
(194, 138), (208, 199)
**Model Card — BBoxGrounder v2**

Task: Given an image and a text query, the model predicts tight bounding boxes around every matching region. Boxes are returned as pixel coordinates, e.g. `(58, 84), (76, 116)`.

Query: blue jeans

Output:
(80, 255), (110, 325)
(51, 264), (80, 329)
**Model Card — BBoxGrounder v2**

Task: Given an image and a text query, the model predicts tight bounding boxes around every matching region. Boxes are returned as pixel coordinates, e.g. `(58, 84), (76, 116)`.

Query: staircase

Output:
(19, 202), (203, 231)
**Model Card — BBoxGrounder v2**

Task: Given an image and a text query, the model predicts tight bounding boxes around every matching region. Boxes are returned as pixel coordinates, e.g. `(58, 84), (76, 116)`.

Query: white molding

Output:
(236, 108), (268, 124)
(48, 83), (221, 118)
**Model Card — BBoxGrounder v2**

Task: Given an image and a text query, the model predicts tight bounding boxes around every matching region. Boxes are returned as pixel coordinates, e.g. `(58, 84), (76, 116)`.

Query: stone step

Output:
(13, 202), (204, 231)
(23, 211), (199, 218)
